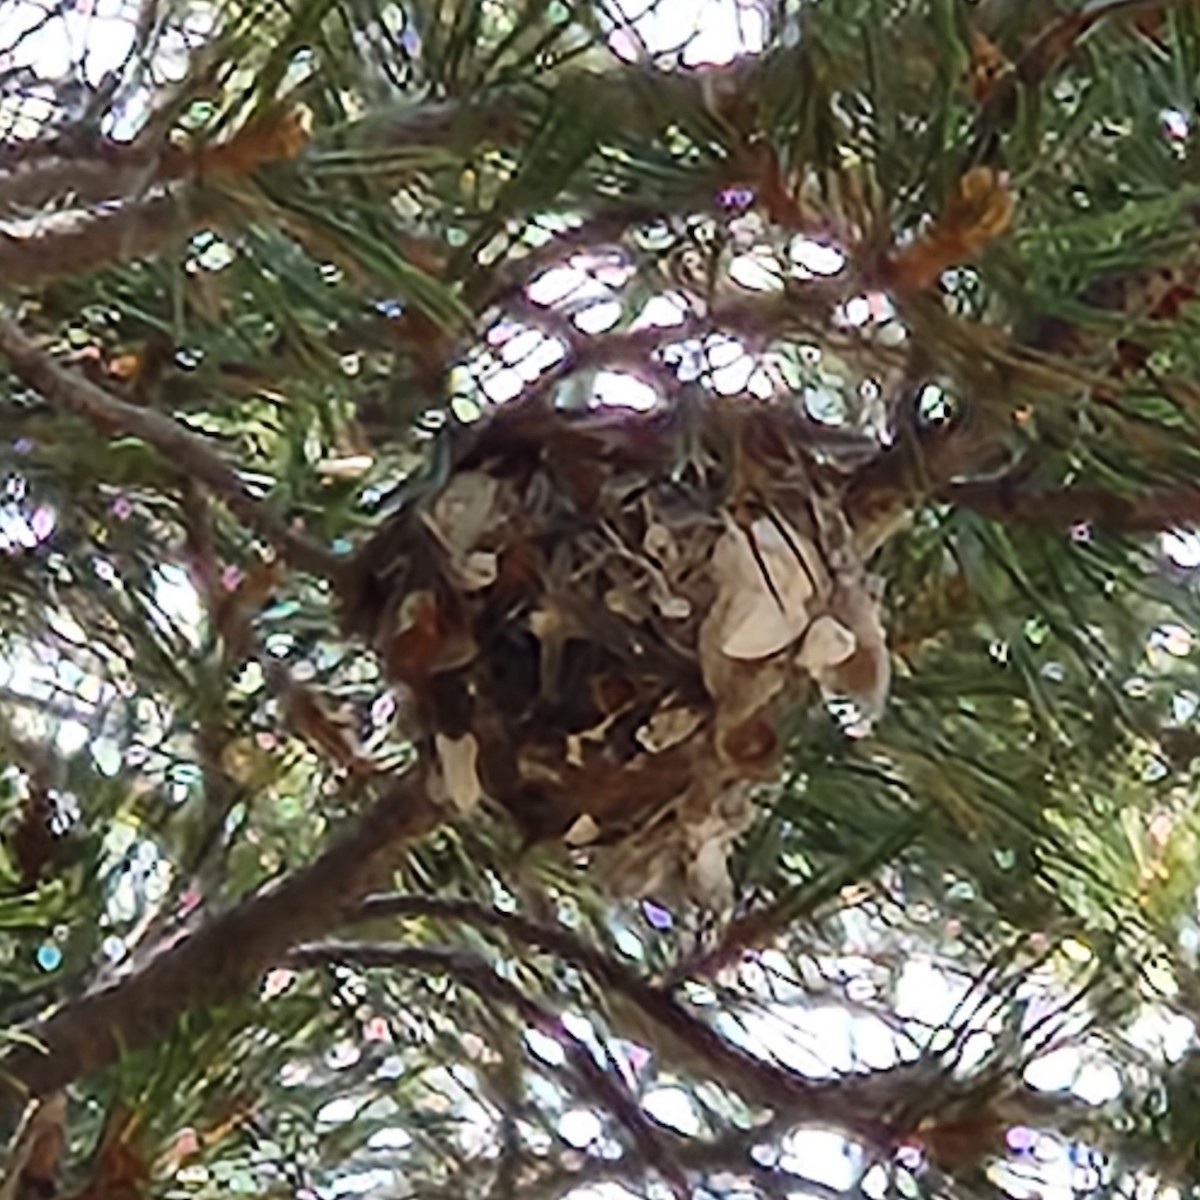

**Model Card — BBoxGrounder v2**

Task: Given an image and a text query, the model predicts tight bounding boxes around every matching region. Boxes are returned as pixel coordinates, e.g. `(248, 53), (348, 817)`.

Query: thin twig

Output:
(514, 1113), (844, 1200)
(0, 188), (222, 286)
(352, 893), (886, 1144)
(288, 940), (692, 1200)
(286, 945), (691, 1200)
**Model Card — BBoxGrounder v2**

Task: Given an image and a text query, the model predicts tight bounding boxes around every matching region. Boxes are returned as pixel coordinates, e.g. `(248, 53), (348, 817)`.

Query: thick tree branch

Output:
(0, 771), (439, 1121)
(0, 312), (347, 583)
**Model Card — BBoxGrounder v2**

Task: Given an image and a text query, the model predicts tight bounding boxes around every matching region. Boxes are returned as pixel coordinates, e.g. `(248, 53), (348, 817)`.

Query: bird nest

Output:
(343, 396), (890, 906)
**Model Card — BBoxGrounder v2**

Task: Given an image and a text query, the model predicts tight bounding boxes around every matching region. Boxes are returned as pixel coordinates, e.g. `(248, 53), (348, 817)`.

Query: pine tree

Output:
(3, 0), (1200, 1197)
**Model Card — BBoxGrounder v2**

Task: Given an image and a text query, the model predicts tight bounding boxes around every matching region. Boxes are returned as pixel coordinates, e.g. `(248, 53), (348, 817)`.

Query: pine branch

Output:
(0, 144), (163, 220)
(0, 190), (224, 287)
(947, 477), (1200, 534)
(289, 939), (692, 1200)
(977, 0), (1182, 111)
(0, 770), (439, 1119)
(0, 109), (307, 222)
(352, 893), (884, 1144)
(0, 58), (750, 267)
(847, 408), (1013, 555)
(0, 311), (347, 582)
(342, 898), (1115, 1176)
(351, 57), (763, 150)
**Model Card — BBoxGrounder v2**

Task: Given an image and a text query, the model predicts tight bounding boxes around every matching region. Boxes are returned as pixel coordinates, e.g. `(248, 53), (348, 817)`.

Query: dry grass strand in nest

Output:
(342, 395), (891, 906)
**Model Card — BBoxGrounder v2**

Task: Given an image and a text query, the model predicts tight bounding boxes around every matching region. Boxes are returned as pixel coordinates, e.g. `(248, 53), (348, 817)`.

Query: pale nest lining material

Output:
(345, 396), (890, 908)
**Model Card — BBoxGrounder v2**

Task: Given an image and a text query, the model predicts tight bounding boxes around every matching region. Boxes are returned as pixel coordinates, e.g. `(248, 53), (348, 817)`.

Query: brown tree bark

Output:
(0, 773), (437, 1121)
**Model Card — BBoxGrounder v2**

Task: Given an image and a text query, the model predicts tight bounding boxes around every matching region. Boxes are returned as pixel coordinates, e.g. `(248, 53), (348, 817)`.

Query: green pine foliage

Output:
(4, 2), (1200, 1199)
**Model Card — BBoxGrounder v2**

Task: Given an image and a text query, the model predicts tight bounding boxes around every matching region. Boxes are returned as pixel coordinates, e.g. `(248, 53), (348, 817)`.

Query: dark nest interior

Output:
(342, 395), (891, 906)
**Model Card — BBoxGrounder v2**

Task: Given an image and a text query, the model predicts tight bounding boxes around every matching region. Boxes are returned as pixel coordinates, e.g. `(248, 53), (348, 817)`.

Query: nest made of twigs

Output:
(343, 395), (890, 906)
